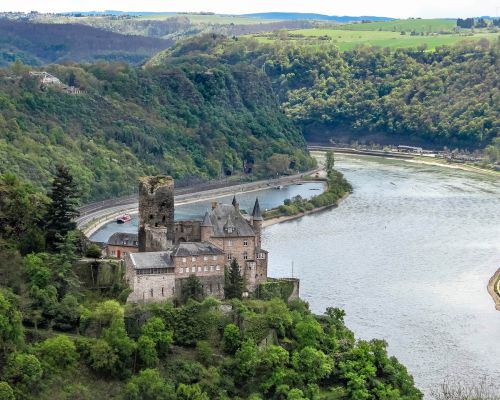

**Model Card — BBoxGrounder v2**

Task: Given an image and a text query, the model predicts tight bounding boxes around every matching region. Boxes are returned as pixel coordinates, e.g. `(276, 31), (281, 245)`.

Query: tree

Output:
(85, 243), (102, 258)
(224, 259), (244, 300)
(123, 369), (176, 400)
(292, 346), (333, 383)
(137, 335), (159, 368)
(141, 317), (173, 357)
(37, 335), (78, 373)
(180, 275), (204, 303)
(325, 151), (335, 176)
(176, 383), (210, 400)
(0, 382), (15, 400)
(4, 353), (43, 394)
(45, 165), (80, 250)
(222, 323), (241, 354)
(235, 339), (259, 379)
(0, 290), (24, 360)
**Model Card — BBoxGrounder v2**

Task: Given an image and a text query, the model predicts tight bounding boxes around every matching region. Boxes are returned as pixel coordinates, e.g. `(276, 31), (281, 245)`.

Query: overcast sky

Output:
(0, 0), (498, 18)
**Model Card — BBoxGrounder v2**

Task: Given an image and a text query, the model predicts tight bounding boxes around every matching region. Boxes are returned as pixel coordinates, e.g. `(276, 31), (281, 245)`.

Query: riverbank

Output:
(407, 157), (500, 176)
(487, 268), (500, 311)
(262, 191), (350, 228)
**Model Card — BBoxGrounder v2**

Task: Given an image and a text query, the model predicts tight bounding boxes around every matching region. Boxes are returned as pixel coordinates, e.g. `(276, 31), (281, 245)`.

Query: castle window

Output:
(210, 265), (214, 271)
(150, 288), (153, 297)
(134, 241), (138, 246)
(198, 266), (202, 272)
(212, 255), (217, 261)
(204, 256), (208, 261)
(204, 266), (208, 272)
(227, 227), (234, 233)
(228, 240), (233, 247)
(191, 267), (196, 273)
(192, 257), (196, 262)
(162, 287), (164, 296)
(227, 253), (232, 260)
(243, 240), (248, 246)
(216, 265), (221, 271)
(182, 258), (186, 263)
(243, 252), (248, 260)
(111, 250), (115, 256)
(209, 284), (212, 293)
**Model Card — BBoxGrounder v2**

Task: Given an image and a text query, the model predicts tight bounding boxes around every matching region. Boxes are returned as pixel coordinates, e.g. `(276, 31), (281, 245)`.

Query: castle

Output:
(124, 176), (268, 303)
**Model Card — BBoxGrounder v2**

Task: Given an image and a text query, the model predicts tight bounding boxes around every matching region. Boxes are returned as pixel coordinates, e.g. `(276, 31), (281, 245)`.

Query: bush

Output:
(37, 335), (78, 372)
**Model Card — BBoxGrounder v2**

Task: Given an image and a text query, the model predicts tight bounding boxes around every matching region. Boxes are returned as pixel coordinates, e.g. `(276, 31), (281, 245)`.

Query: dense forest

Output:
(0, 55), (313, 202)
(0, 170), (423, 400)
(151, 35), (499, 148)
(0, 19), (173, 66)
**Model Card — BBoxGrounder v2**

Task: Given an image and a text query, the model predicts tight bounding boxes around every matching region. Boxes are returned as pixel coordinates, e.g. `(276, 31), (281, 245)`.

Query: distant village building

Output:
(123, 175), (268, 303)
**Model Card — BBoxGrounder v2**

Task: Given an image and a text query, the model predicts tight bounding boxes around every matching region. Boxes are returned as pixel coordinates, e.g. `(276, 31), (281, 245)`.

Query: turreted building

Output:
(125, 176), (268, 303)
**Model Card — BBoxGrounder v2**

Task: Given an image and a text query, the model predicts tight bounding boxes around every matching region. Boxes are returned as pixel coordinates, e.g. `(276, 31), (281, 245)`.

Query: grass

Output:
(337, 18), (457, 33)
(252, 29), (499, 51)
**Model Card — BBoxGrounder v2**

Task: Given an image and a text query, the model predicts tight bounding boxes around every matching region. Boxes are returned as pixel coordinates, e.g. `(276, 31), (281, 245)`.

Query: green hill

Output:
(151, 35), (499, 149)
(0, 58), (313, 202)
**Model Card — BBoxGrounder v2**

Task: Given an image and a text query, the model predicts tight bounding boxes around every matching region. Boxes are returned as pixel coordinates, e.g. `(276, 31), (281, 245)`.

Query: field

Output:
(252, 29), (499, 51)
(337, 18), (457, 33)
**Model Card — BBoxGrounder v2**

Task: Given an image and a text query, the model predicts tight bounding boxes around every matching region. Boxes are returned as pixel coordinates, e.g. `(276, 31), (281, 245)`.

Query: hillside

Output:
(0, 19), (173, 66)
(337, 18), (457, 33)
(0, 58), (313, 202)
(151, 35), (499, 149)
(242, 12), (393, 22)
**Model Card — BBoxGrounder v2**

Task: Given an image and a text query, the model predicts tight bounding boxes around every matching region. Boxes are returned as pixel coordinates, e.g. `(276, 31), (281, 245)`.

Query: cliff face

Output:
(0, 57), (312, 202)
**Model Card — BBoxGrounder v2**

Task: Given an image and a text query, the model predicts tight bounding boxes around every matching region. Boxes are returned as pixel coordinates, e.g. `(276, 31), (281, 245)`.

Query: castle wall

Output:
(138, 176), (174, 251)
(174, 221), (201, 244)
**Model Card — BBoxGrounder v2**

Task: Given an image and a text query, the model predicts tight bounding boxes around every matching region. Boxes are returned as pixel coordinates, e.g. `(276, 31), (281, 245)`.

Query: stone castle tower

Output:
(138, 176), (175, 252)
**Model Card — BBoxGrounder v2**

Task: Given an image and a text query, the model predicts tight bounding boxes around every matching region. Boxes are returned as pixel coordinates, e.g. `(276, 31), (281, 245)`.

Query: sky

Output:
(0, 0), (498, 18)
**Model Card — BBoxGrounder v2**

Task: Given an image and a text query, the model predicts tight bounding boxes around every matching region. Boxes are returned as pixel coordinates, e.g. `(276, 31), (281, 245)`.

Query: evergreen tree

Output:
(45, 166), (80, 250)
(180, 275), (204, 304)
(224, 259), (244, 300)
(325, 151), (335, 177)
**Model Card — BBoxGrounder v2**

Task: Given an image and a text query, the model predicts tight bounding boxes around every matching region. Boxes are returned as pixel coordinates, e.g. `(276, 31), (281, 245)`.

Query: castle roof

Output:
(251, 198), (263, 221)
(129, 251), (174, 270)
(207, 203), (256, 237)
(107, 232), (139, 247)
(171, 242), (224, 257)
(201, 211), (213, 227)
(232, 195), (238, 207)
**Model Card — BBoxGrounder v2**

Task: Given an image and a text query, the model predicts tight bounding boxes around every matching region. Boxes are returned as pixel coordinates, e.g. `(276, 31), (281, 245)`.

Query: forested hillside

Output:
(0, 171), (422, 399)
(0, 58), (312, 202)
(0, 19), (173, 66)
(151, 35), (499, 148)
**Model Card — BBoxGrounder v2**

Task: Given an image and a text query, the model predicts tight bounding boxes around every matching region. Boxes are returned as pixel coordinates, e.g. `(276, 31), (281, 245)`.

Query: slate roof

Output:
(251, 198), (263, 221)
(107, 232), (139, 247)
(208, 204), (256, 237)
(129, 251), (174, 269)
(171, 242), (224, 257)
(201, 211), (213, 227)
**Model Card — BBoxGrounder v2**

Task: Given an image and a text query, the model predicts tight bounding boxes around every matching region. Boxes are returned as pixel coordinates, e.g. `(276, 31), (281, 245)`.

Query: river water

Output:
(265, 153), (500, 396)
(90, 182), (325, 242)
(90, 154), (499, 396)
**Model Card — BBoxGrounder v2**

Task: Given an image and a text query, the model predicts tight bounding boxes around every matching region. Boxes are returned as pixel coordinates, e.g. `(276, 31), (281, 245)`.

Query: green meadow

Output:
(253, 29), (499, 51)
(337, 18), (457, 33)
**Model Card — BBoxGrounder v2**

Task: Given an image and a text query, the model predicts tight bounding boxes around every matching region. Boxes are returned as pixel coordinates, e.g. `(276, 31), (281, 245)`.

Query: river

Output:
(89, 181), (325, 242)
(265, 153), (500, 396)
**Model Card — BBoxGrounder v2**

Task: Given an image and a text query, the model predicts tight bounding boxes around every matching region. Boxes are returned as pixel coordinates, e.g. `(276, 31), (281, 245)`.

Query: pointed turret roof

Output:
(232, 195), (238, 207)
(201, 211), (213, 227)
(252, 198), (263, 221)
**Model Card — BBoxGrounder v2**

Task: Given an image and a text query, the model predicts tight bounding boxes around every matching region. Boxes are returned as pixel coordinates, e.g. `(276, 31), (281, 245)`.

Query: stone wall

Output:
(174, 220), (201, 244)
(138, 176), (175, 251)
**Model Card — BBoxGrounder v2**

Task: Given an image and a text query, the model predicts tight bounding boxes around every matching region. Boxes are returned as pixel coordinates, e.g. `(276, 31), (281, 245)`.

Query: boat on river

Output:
(116, 214), (131, 224)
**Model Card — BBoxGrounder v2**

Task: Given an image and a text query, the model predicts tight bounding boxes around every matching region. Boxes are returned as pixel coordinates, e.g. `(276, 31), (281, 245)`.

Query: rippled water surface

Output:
(90, 182), (325, 242)
(264, 154), (500, 396)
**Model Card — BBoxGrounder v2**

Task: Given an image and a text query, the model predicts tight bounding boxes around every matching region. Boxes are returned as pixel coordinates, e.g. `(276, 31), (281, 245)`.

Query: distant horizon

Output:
(0, 0), (497, 19)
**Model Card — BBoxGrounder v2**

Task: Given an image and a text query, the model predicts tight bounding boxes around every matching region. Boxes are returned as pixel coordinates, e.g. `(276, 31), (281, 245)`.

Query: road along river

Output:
(265, 153), (500, 396)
